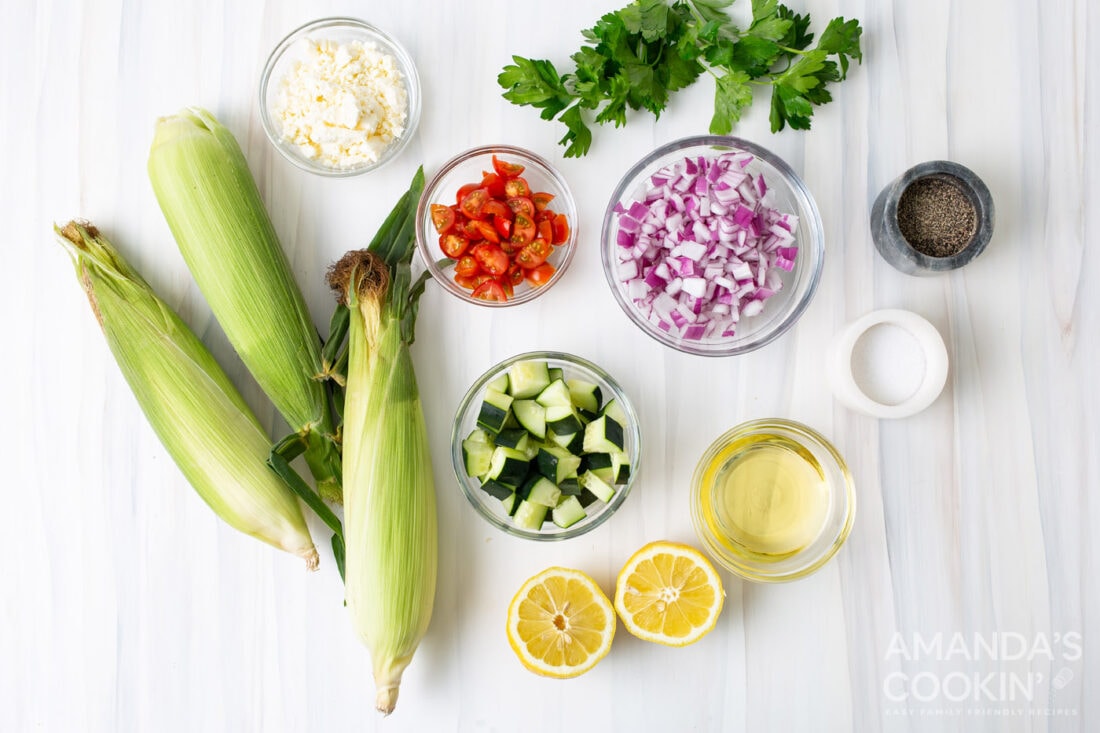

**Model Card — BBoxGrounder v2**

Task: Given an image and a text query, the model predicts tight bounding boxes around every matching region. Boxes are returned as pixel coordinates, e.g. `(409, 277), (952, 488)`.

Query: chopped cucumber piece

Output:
(545, 404), (583, 435)
(487, 373), (509, 393)
(480, 479), (514, 501)
(536, 446), (582, 484)
(583, 451), (631, 484)
(583, 414), (625, 453)
(494, 428), (529, 451)
(584, 453), (616, 484)
(548, 367), (565, 382)
(462, 434), (495, 477)
(512, 399), (546, 439)
(581, 470), (616, 502)
(526, 476), (562, 508)
(577, 488), (601, 508)
(508, 361), (551, 399)
(511, 475), (538, 513)
(487, 446), (530, 489)
(552, 495), (587, 528)
(477, 389), (513, 434)
(558, 477), (582, 495)
(535, 379), (573, 408)
(501, 493), (516, 514)
(566, 379), (602, 413)
(513, 499), (548, 529)
(600, 398), (628, 428)
(465, 428), (492, 444)
(611, 450), (631, 485)
(548, 429), (583, 453)
(577, 408), (598, 424)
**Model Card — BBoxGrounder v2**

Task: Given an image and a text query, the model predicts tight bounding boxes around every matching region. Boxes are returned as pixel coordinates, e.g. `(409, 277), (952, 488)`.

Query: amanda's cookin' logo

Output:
(883, 631), (1082, 715)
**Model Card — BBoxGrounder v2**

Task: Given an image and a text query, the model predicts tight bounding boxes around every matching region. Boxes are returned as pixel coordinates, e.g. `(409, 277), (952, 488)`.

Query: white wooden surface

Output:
(3, 0), (1097, 731)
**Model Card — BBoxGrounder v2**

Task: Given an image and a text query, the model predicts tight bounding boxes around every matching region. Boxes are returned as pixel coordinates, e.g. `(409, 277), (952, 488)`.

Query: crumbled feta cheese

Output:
(274, 38), (408, 169)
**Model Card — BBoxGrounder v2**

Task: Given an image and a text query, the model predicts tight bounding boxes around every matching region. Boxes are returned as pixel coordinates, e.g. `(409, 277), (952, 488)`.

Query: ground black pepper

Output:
(896, 175), (977, 258)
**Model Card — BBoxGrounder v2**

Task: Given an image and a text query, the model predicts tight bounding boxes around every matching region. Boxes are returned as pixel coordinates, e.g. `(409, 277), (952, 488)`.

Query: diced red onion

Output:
(612, 152), (799, 340)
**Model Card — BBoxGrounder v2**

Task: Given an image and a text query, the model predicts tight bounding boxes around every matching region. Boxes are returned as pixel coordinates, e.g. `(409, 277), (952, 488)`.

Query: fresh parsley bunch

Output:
(498, 0), (862, 157)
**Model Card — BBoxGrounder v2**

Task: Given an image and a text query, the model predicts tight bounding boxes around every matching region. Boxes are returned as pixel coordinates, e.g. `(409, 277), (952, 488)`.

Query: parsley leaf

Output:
(620, 0), (671, 41)
(710, 71), (754, 134)
(689, 0), (736, 25)
(816, 17), (863, 77)
(558, 105), (593, 158)
(777, 6), (814, 50)
(497, 0), (864, 156)
(498, 56), (572, 119)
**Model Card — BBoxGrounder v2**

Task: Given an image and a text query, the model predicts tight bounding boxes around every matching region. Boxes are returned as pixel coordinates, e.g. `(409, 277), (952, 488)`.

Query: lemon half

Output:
(506, 566), (616, 678)
(614, 540), (725, 646)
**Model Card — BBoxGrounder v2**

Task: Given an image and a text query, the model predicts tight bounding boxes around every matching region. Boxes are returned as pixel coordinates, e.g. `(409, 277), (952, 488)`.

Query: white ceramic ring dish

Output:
(827, 309), (949, 419)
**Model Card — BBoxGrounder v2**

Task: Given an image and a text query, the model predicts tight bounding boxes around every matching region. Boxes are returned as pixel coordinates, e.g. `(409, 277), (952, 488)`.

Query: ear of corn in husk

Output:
(147, 107), (342, 501)
(55, 221), (319, 569)
(327, 169), (437, 715)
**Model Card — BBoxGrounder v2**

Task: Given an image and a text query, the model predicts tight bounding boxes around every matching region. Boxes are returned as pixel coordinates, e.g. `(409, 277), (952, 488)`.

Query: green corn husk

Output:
(55, 222), (318, 568)
(147, 107), (342, 501)
(328, 169), (437, 715)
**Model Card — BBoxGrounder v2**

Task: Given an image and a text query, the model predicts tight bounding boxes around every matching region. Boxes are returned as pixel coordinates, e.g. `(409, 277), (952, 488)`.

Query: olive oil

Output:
(698, 433), (830, 561)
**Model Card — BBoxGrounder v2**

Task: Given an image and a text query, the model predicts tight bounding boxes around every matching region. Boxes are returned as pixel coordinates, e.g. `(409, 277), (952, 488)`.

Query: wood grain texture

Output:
(3, 0), (1096, 731)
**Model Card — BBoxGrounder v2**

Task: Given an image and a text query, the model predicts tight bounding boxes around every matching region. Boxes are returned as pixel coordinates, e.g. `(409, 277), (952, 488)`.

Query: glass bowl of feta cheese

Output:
(259, 17), (421, 176)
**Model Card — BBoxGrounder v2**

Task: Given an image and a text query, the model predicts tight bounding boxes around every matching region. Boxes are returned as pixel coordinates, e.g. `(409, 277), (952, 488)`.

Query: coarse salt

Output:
(274, 38), (408, 169)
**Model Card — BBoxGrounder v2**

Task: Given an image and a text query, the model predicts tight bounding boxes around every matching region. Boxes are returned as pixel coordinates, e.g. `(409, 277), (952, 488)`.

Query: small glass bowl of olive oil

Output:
(690, 419), (855, 582)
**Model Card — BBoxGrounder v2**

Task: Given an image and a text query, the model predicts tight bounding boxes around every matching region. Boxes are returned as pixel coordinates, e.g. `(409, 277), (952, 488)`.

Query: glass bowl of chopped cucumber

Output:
(601, 136), (825, 356)
(451, 351), (640, 540)
(259, 17), (421, 176)
(415, 145), (578, 306)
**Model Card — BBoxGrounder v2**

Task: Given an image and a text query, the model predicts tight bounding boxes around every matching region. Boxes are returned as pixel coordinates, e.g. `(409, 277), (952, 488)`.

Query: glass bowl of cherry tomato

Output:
(415, 145), (578, 305)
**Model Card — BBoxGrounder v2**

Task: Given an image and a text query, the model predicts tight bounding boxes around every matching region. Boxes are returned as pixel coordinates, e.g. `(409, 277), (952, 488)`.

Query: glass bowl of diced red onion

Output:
(600, 136), (824, 356)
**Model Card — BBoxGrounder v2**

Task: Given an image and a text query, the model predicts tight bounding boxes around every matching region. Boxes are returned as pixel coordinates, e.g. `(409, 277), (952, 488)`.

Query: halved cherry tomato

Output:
(472, 280), (507, 301)
(506, 263), (525, 287)
(455, 272), (493, 290)
(499, 239), (518, 255)
(459, 188), (489, 219)
(510, 213), (536, 246)
(454, 254), (480, 277)
(506, 196), (535, 218)
(493, 155), (525, 177)
(526, 263), (556, 287)
(504, 177), (531, 198)
(430, 204), (456, 234)
(471, 243), (509, 276)
(515, 238), (552, 269)
(455, 183), (479, 206)
(537, 219), (553, 243)
(532, 192), (555, 211)
(474, 220), (500, 244)
(500, 277), (514, 299)
(482, 200), (512, 220)
(494, 216), (512, 239)
(463, 219), (484, 241)
(480, 172), (507, 198)
(552, 213), (570, 245)
(439, 233), (469, 258)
